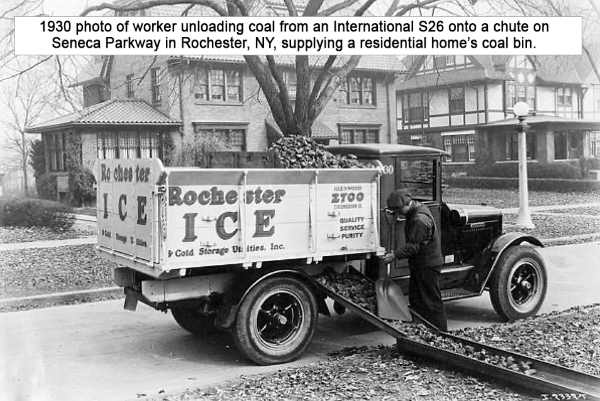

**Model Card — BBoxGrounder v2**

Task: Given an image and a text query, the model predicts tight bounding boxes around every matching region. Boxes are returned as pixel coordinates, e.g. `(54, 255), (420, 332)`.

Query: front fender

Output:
(479, 232), (544, 290)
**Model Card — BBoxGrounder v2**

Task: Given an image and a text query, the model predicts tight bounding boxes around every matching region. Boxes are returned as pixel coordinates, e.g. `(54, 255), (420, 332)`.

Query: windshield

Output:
(396, 159), (436, 202)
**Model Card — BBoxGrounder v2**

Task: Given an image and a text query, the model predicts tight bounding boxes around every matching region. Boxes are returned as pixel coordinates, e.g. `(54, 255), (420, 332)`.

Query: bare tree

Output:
(490, 0), (600, 82)
(78, 0), (476, 136)
(0, 72), (60, 195)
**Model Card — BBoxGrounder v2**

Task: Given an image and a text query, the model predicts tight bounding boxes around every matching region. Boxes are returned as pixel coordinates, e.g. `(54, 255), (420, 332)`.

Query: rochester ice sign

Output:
(96, 161), (381, 271)
(96, 159), (163, 263)
(163, 168), (380, 270)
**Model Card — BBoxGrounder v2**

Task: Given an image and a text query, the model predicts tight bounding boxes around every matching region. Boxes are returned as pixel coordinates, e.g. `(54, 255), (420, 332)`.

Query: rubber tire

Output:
(233, 276), (318, 365)
(489, 245), (547, 322)
(171, 306), (218, 337)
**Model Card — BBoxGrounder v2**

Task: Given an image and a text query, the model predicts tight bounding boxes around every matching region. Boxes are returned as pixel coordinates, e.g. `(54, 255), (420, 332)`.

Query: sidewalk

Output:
(0, 236), (96, 251)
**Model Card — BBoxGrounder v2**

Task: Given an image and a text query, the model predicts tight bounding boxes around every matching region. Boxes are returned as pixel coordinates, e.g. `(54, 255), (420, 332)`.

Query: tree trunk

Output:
(21, 131), (28, 196)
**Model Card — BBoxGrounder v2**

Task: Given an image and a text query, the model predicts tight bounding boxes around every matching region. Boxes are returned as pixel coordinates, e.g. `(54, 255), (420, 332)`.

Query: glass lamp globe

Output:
(513, 102), (530, 117)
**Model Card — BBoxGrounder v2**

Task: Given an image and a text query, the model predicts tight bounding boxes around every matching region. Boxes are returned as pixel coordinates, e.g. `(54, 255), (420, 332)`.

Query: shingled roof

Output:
(398, 55), (587, 91)
(176, 55), (405, 73)
(25, 98), (180, 133)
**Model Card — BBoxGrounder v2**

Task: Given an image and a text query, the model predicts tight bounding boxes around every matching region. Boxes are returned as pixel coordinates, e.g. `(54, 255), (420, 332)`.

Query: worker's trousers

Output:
(409, 264), (447, 331)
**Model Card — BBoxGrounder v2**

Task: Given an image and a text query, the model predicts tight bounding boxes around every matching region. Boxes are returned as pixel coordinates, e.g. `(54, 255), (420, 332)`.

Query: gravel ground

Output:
(0, 244), (116, 299)
(503, 213), (600, 241)
(0, 226), (95, 244)
(145, 306), (600, 401)
(444, 188), (600, 208)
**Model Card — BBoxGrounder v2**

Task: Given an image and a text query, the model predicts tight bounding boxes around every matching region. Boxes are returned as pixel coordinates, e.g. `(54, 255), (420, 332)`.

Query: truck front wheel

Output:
(171, 305), (218, 337)
(489, 245), (547, 321)
(233, 276), (318, 365)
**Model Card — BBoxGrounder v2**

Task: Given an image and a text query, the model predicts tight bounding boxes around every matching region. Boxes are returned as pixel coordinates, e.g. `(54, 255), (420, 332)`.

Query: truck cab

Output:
(328, 143), (546, 319)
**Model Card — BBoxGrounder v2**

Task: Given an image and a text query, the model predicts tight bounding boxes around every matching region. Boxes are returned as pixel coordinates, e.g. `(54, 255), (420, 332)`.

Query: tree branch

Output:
(0, 56), (52, 83)
(80, 0), (227, 16)
(318, 0), (360, 16)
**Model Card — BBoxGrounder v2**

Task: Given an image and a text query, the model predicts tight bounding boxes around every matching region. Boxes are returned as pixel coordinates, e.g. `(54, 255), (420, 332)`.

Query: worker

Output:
(382, 189), (447, 331)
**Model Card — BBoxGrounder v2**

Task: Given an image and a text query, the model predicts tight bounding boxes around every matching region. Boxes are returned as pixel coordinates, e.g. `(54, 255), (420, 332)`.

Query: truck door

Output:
(389, 158), (441, 279)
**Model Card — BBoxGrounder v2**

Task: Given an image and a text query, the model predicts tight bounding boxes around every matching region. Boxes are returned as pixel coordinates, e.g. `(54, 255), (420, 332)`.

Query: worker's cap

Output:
(387, 189), (412, 209)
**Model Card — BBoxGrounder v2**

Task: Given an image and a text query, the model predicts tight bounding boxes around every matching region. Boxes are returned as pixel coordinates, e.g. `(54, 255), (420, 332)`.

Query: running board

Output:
(441, 288), (479, 301)
(308, 273), (600, 400)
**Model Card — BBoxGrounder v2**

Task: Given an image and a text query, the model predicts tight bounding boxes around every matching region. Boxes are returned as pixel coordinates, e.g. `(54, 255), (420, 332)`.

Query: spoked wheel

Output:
(234, 276), (317, 365)
(490, 245), (547, 321)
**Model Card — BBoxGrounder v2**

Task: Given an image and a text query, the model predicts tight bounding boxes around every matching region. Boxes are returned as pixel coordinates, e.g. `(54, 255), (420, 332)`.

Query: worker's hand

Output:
(380, 252), (395, 264)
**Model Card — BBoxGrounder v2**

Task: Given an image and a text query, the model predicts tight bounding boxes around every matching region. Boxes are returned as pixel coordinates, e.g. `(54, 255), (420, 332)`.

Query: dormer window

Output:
(416, 55), (472, 74)
(509, 56), (534, 70)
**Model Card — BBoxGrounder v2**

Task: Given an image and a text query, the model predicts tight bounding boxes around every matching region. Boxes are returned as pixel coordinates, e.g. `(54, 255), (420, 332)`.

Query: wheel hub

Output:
(255, 291), (303, 347)
(507, 259), (543, 313)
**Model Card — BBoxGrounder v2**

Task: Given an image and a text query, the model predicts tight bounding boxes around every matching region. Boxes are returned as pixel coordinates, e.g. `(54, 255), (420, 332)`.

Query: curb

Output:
(0, 286), (122, 309)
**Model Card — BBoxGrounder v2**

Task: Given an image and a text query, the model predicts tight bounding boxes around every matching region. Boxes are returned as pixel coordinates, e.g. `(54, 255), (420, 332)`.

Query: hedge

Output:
(0, 197), (74, 230)
(446, 176), (600, 192)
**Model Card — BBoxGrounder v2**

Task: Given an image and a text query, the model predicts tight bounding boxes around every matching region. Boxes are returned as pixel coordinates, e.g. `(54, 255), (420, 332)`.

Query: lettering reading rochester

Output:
(169, 185), (286, 243)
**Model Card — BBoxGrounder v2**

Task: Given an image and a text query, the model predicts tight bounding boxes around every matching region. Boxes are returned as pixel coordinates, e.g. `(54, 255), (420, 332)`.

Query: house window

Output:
(339, 75), (375, 106)
(505, 81), (535, 111)
(509, 56), (534, 70)
(505, 132), (536, 161)
(553, 131), (583, 160)
(590, 131), (600, 157)
(402, 91), (429, 124)
(557, 87), (573, 106)
(150, 68), (161, 105)
(140, 133), (160, 158)
(97, 132), (160, 160)
(443, 133), (475, 162)
(193, 67), (242, 103)
(449, 87), (465, 115)
(284, 71), (296, 99)
(126, 74), (135, 98)
(554, 131), (567, 160)
(339, 126), (379, 144)
(193, 124), (246, 151)
(47, 133), (67, 171)
(417, 55), (471, 74)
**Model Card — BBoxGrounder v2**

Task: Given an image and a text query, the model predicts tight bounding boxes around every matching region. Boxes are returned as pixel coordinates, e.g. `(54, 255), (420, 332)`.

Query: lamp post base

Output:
(515, 210), (535, 229)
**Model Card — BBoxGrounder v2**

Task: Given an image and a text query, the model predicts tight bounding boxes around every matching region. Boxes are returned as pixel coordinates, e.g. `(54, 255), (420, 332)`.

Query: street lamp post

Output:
(513, 101), (534, 229)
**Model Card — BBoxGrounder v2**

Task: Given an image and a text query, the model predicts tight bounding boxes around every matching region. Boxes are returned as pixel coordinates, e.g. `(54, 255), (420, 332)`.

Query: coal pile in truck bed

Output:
(313, 269), (377, 313)
(314, 268), (536, 376)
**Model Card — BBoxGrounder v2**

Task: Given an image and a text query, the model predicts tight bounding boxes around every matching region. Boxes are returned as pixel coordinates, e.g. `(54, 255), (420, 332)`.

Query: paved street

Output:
(1, 241), (599, 401)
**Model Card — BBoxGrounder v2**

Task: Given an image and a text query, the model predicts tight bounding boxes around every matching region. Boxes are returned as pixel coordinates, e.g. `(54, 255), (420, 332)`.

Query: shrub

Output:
(469, 162), (582, 179)
(579, 157), (600, 177)
(1, 197), (74, 230)
(446, 176), (600, 192)
(69, 166), (96, 206)
(30, 139), (46, 178)
(171, 134), (228, 167)
(35, 173), (58, 200)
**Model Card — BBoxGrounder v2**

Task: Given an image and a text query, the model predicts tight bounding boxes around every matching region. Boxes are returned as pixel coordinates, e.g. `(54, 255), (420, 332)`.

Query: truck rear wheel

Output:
(489, 245), (547, 322)
(233, 276), (317, 365)
(171, 305), (218, 337)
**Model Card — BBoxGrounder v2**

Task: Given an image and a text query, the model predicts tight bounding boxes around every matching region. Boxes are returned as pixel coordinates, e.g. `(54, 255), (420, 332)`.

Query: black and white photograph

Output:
(1, 0), (599, 400)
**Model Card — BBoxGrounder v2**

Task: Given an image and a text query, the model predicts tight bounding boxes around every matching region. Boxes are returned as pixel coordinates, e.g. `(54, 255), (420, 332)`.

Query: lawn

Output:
(444, 188), (600, 208)
(0, 244), (116, 299)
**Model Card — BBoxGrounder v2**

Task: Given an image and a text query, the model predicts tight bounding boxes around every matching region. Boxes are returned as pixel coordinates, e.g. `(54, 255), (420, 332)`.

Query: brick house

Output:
(396, 55), (600, 167)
